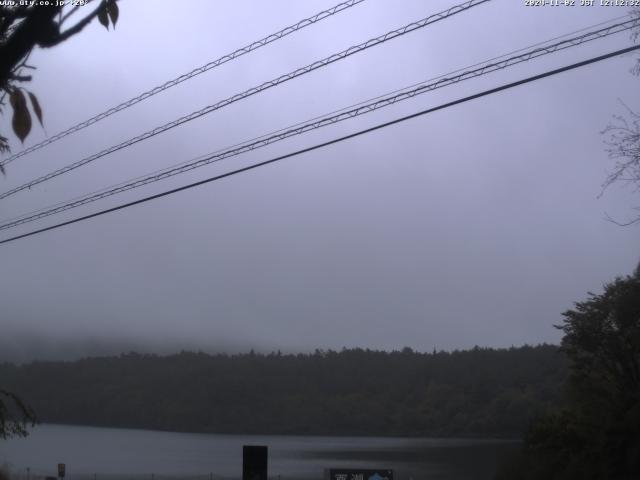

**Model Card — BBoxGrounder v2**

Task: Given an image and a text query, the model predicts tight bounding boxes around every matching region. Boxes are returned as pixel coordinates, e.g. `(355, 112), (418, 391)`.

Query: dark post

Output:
(243, 445), (268, 480)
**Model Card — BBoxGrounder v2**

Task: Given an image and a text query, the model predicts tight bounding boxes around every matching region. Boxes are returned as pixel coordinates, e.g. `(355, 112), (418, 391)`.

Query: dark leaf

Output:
(107, 1), (119, 28)
(0, 134), (9, 154)
(9, 89), (31, 143)
(97, 6), (109, 30)
(0, 163), (5, 176)
(27, 91), (43, 127)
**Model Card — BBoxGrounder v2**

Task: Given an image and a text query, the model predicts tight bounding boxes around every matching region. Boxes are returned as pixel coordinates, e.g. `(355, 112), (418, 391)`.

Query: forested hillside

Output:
(0, 345), (565, 437)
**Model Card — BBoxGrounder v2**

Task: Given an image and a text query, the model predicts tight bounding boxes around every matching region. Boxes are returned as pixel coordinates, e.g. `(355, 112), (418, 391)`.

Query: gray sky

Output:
(1, 0), (639, 361)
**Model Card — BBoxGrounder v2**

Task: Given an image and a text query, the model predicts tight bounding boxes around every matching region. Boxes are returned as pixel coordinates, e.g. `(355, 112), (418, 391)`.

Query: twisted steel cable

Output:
(0, 0), (366, 168)
(0, 0), (492, 200)
(2, 13), (632, 225)
(1, 17), (636, 232)
(1, 44), (639, 246)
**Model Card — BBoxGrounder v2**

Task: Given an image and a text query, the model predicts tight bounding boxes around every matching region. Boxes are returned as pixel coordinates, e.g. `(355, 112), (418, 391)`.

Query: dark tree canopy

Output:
(499, 265), (640, 480)
(0, 0), (119, 158)
(559, 265), (640, 416)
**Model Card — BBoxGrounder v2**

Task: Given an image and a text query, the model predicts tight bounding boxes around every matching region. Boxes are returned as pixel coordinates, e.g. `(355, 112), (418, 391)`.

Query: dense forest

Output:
(0, 345), (565, 437)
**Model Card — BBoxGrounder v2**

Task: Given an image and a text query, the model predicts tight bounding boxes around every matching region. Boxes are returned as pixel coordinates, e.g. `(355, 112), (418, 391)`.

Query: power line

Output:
(1, 17), (636, 231)
(8, 10), (625, 225)
(2, 17), (636, 228)
(0, 0), (366, 168)
(8, 14), (631, 225)
(1, 44), (637, 246)
(0, 0), (491, 200)
(347, 13), (634, 109)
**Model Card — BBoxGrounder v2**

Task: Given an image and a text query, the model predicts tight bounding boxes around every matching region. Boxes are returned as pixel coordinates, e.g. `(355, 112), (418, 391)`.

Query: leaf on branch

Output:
(0, 135), (7, 175)
(0, 134), (9, 152)
(27, 91), (43, 127)
(98, 6), (109, 30)
(9, 89), (31, 143)
(107, 1), (119, 28)
(0, 138), (6, 175)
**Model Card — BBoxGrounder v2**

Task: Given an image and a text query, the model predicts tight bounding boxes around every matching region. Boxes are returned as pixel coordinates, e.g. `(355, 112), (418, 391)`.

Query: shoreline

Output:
(25, 422), (523, 442)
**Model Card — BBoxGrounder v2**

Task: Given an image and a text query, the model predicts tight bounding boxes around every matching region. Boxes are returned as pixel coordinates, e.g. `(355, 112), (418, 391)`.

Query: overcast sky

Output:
(0, 0), (639, 361)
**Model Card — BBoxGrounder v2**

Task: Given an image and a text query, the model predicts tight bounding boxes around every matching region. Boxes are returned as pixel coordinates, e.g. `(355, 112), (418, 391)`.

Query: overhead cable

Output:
(0, 0), (366, 168)
(0, 0), (491, 199)
(1, 17), (636, 231)
(1, 44), (638, 246)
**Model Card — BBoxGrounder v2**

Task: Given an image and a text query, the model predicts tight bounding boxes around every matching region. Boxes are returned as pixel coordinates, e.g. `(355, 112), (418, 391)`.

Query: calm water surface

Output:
(0, 424), (518, 480)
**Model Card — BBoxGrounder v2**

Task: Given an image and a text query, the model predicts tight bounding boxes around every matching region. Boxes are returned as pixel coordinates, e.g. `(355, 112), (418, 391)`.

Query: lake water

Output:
(0, 424), (518, 480)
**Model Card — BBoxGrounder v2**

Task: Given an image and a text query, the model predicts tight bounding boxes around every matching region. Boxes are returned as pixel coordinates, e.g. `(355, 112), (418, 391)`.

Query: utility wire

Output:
(7, 8), (627, 203)
(0, 0), (366, 168)
(1, 10), (631, 229)
(1, 17), (635, 227)
(36, 1), (631, 225)
(1, 18), (636, 231)
(7, 13), (631, 221)
(3, 11), (632, 219)
(1, 44), (638, 246)
(0, 0), (491, 200)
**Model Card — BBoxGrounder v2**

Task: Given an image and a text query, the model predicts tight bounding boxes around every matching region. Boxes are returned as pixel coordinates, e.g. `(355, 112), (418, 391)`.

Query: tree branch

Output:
(9, 73), (32, 82)
(59, 5), (81, 26)
(59, 0), (99, 27)
(46, 0), (108, 46)
(0, 389), (37, 439)
(604, 211), (640, 227)
(0, 6), (61, 87)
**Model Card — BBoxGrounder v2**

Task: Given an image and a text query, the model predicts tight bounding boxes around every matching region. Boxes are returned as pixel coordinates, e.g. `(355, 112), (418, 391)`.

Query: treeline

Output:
(0, 345), (565, 437)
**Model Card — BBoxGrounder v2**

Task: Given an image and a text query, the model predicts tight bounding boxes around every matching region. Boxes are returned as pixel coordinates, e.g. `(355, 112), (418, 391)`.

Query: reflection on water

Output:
(0, 424), (519, 480)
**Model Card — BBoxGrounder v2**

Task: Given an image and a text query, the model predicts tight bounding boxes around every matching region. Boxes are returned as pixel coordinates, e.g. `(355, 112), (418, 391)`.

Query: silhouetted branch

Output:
(52, 0), (108, 46)
(601, 100), (640, 224)
(0, 389), (37, 439)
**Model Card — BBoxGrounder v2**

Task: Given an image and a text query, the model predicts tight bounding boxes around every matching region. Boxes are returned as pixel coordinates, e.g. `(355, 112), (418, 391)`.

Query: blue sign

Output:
(329, 469), (393, 480)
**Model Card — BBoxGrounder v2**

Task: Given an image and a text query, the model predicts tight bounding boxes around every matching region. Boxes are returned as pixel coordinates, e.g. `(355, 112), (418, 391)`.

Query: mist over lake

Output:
(0, 424), (518, 480)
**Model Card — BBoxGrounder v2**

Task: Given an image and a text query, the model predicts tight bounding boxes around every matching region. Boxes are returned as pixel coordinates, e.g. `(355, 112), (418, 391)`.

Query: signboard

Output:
(57, 464), (65, 478)
(329, 469), (393, 480)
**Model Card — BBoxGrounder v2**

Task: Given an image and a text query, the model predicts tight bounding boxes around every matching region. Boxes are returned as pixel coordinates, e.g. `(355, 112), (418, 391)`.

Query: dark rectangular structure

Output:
(243, 445), (268, 480)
